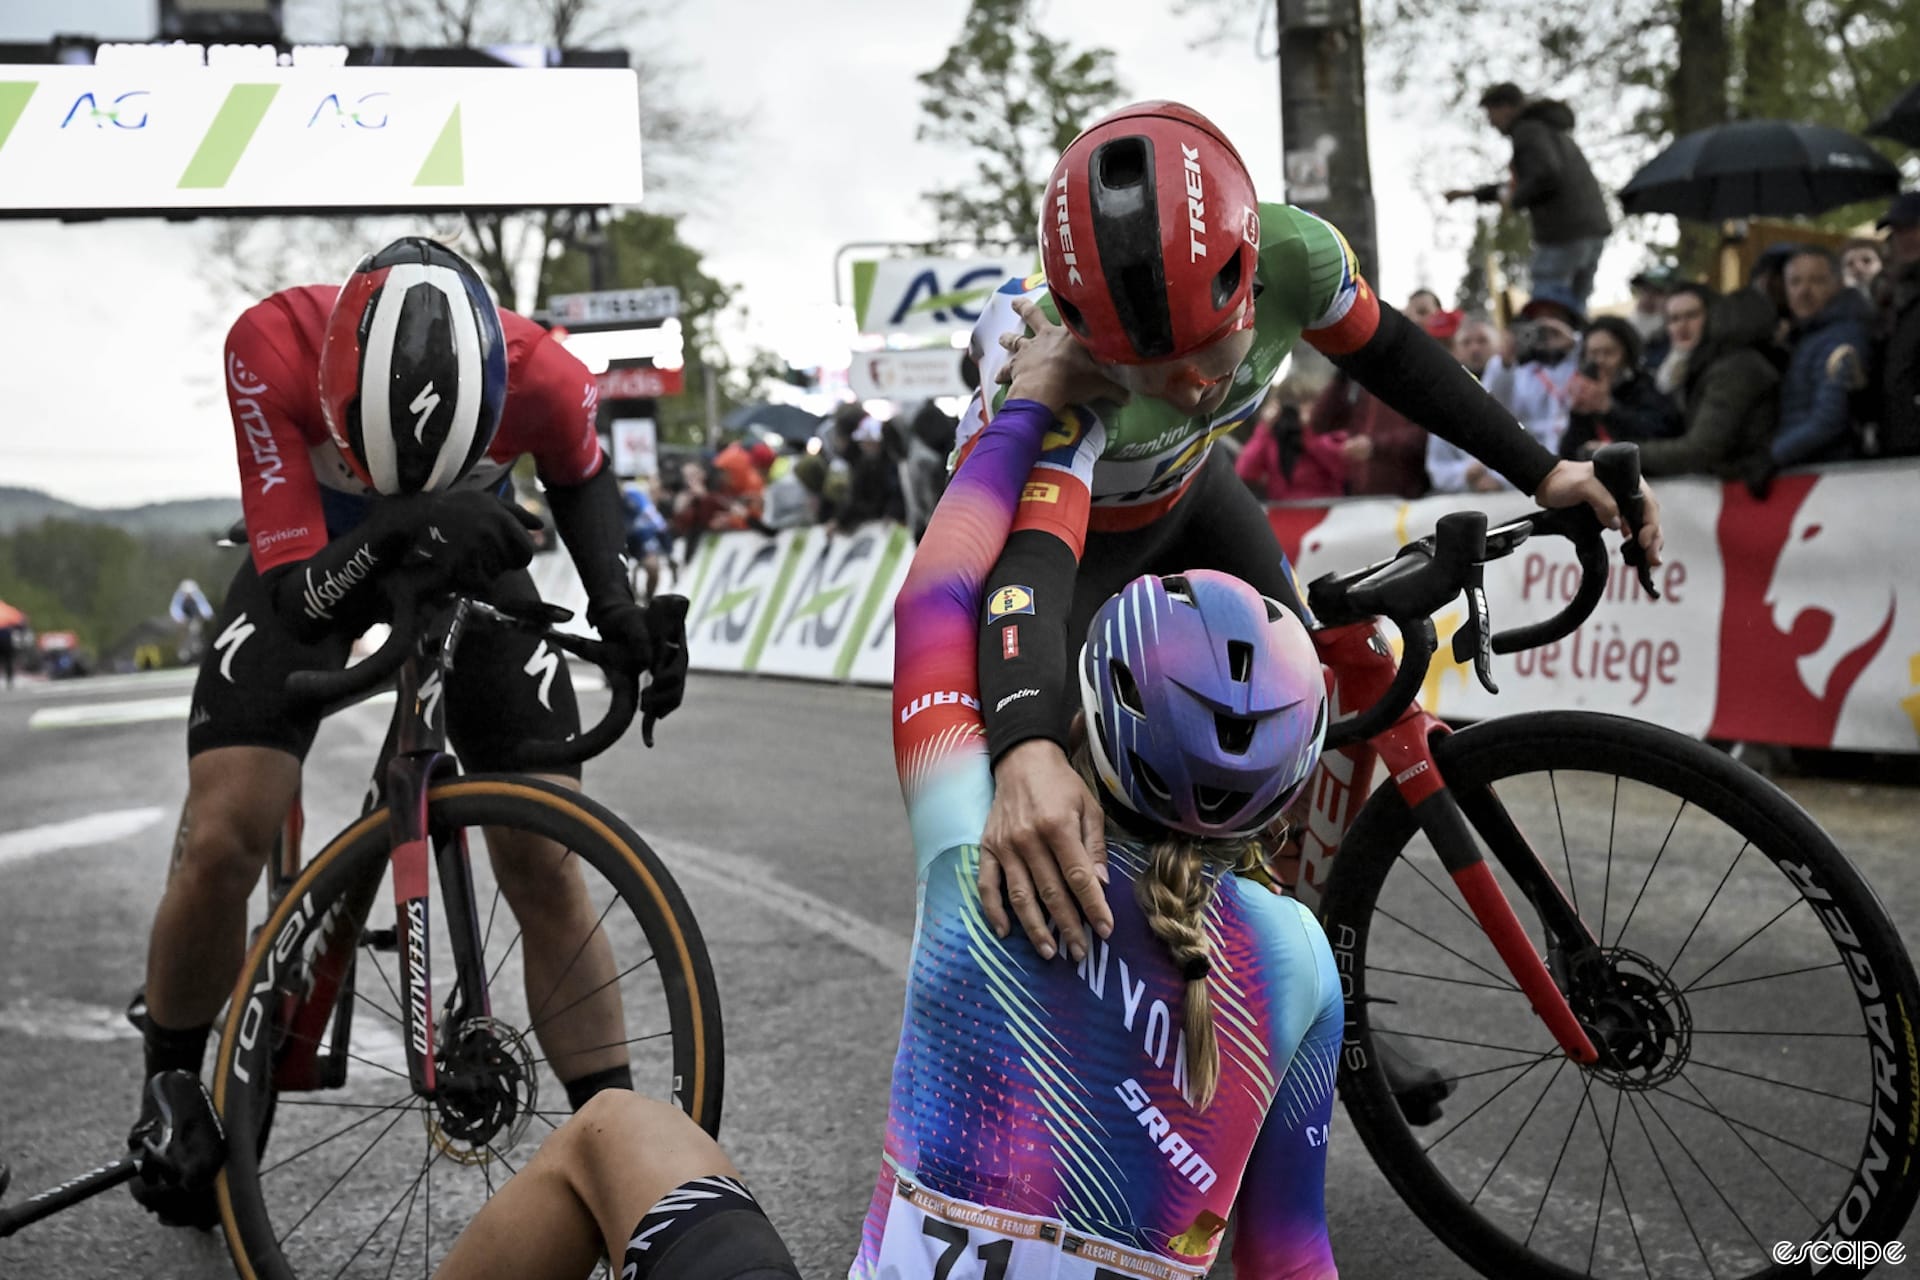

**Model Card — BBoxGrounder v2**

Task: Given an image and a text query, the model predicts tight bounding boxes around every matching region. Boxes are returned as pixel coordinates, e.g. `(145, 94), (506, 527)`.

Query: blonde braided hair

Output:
(1072, 743), (1254, 1111)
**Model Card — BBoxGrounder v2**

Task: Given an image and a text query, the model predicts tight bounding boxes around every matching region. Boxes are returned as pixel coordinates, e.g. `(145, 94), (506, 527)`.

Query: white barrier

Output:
(532, 460), (1920, 752)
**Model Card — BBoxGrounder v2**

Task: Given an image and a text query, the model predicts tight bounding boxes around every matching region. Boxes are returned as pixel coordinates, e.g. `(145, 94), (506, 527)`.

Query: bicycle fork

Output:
(1377, 712), (1601, 1066)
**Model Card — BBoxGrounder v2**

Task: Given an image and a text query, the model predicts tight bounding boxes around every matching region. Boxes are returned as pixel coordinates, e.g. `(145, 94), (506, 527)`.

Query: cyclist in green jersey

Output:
(952, 101), (1665, 1120)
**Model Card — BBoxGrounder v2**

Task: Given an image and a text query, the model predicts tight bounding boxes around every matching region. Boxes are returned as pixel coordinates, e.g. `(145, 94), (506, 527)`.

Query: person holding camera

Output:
(1558, 316), (1682, 459)
(1482, 291), (1583, 458)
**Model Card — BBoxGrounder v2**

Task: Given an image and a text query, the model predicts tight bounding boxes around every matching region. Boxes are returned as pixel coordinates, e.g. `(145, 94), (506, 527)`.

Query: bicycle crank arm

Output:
(0, 1156), (138, 1237)
(1414, 792), (1600, 1065)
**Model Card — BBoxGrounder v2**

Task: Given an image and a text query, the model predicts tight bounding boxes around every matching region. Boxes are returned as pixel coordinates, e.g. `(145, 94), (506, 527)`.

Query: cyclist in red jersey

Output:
(127, 238), (688, 1227)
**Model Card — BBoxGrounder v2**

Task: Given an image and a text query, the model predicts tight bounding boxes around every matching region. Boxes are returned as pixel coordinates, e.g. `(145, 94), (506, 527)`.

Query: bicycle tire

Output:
(211, 776), (723, 1280)
(1323, 711), (1920, 1280)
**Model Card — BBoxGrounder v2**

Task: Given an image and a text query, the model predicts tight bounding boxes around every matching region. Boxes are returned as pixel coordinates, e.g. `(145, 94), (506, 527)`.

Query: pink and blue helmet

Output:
(1078, 571), (1327, 839)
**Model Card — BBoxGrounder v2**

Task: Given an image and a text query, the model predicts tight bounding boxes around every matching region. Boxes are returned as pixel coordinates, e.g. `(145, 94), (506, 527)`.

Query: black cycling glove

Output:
(410, 490), (541, 591)
(640, 594), (690, 737)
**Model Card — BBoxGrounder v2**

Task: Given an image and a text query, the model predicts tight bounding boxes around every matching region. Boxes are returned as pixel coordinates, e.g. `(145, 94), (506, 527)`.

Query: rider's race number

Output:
(875, 1179), (1204, 1280)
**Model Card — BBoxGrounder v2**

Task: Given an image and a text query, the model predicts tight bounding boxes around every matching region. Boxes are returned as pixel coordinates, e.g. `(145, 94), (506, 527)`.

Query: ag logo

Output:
(987, 585), (1035, 620)
(62, 91), (149, 130)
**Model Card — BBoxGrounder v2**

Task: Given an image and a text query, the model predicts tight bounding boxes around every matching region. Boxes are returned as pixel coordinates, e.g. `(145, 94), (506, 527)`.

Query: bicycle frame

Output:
(1295, 618), (1601, 1066)
(264, 609), (491, 1100)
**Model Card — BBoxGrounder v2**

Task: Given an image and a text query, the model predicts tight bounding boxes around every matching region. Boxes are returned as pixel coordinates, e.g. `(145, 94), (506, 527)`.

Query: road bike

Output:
(1296, 446), (1919, 1279)
(206, 572), (722, 1280)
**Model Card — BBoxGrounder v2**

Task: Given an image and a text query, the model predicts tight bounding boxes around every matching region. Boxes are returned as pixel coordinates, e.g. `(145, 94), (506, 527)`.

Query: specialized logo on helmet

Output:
(409, 382), (441, 443)
(1182, 144), (1206, 262)
(1051, 172), (1085, 287)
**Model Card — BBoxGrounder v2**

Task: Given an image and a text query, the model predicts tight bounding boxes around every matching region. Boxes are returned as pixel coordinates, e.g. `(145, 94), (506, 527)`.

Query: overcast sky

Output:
(0, 0), (1644, 505)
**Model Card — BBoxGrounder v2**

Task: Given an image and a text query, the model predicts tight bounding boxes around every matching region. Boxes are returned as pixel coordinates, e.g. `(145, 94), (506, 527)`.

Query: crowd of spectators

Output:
(1239, 188), (1919, 506)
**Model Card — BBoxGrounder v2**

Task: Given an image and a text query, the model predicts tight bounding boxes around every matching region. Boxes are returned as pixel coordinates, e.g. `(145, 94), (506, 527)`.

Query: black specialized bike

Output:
(208, 572), (722, 1280)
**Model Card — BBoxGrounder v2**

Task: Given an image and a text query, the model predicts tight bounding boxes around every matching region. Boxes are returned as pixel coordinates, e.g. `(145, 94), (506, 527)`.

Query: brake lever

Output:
(1451, 560), (1500, 695)
(1591, 443), (1659, 600)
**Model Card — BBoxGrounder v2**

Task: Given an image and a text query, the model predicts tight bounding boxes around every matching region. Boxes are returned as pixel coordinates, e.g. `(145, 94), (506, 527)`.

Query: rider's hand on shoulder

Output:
(410, 490), (542, 589)
(1534, 460), (1665, 567)
(995, 297), (1130, 416)
(980, 739), (1112, 963)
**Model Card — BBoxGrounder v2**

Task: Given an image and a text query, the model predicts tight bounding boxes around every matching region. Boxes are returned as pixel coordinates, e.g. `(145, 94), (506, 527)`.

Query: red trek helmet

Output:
(1040, 100), (1260, 365)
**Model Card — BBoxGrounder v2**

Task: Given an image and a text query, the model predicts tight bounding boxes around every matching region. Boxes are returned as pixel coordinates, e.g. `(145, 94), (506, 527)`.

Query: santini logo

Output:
(995, 687), (1040, 713)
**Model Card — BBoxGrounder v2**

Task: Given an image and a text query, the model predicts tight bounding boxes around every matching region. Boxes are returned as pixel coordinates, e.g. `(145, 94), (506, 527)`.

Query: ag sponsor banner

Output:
(0, 65), (642, 212)
(848, 347), (970, 401)
(1268, 461), (1920, 751)
(851, 256), (1023, 337)
(679, 523), (912, 683)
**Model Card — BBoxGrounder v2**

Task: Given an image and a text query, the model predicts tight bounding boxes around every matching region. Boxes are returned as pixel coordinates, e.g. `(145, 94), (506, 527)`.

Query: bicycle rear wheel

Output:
(212, 776), (723, 1280)
(1324, 711), (1920, 1280)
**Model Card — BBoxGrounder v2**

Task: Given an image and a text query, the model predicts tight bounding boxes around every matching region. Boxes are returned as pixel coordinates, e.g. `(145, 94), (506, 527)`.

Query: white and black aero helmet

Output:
(319, 237), (509, 495)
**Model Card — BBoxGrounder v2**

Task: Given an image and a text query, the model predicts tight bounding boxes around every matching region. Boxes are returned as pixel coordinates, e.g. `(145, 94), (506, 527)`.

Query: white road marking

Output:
(15, 669), (198, 700)
(0, 997), (141, 1042)
(28, 696), (193, 729)
(0, 806), (166, 868)
(644, 830), (913, 978)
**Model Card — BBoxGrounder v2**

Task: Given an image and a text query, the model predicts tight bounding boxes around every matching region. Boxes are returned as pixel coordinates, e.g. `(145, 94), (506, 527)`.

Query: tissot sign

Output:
(0, 65), (642, 214)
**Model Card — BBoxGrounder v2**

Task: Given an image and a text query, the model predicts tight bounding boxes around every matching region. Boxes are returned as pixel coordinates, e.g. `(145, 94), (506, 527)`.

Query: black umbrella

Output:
(720, 402), (823, 446)
(1619, 119), (1901, 221)
(1867, 82), (1920, 148)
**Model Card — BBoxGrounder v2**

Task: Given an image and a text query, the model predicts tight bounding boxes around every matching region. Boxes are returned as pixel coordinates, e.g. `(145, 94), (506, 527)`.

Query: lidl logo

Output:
(1043, 409), (1086, 452)
(988, 585), (1035, 620)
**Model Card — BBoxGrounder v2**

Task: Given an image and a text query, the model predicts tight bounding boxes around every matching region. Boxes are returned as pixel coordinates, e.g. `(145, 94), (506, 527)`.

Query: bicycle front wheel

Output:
(1324, 711), (1920, 1280)
(212, 776), (723, 1280)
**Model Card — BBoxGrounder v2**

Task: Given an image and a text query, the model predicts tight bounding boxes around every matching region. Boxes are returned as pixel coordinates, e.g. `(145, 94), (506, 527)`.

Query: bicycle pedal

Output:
(361, 927), (398, 951)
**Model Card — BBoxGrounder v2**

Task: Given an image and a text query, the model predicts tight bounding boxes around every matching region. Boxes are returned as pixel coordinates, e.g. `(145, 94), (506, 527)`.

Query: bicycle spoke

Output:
(1665, 840), (1752, 979)
(354, 988), (406, 1032)
(487, 926), (526, 994)
(1373, 906), (1520, 992)
(530, 1029), (674, 1068)
(484, 1142), (520, 1178)
(1434, 1052), (1561, 1088)
(1623, 1092), (1720, 1280)
(273, 1021), (414, 1083)
(1599, 774), (1616, 945)
(1375, 1027), (1548, 1057)
(276, 1097), (423, 1111)
(480, 882), (504, 957)
(1610, 796), (1688, 952)
(1647, 1092), (1768, 1252)
(1685, 960), (1844, 995)
(1422, 1055), (1558, 1154)
(278, 1102), (415, 1248)
(1391, 851), (1486, 936)
(381, 1142), (431, 1280)
(1677, 1073), (1823, 1227)
(1692, 1028), (1865, 1039)
(526, 893), (622, 1029)
(524, 953), (659, 1038)
(1369, 964), (1516, 993)
(1471, 1054), (1568, 1205)
(1679, 896), (1808, 994)
(1650, 1084), (1855, 1173)
(1689, 1057), (1870, 1108)
(1517, 1060), (1579, 1248)
(261, 1093), (417, 1178)
(334, 1139), (443, 1280)
(369, 946), (408, 1029)
(1580, 1079), (1647, 1278)
(1548, 770), (1577, 919)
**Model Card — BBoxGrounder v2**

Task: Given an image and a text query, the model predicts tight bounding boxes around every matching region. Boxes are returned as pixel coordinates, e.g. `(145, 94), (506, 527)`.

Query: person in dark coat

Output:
(1558, 316), (1681, 460)
(1872, 193), (1920, 458)
(1771, 248), (1872, 468)
(1447, 83), (1612, 312)
(1637, 288), (1782, 481)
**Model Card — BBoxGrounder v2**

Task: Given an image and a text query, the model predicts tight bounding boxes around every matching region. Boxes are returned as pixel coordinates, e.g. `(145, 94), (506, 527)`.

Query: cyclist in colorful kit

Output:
(127, 237), (688, 1226)
(958, 105), (1666, 1089)
(430, 280), (1342, 1280)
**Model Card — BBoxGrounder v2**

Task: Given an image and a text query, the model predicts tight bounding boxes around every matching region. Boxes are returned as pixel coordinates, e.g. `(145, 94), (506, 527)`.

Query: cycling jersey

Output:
(223, 284), (604, 575)
(855, 397), (1343, 1280)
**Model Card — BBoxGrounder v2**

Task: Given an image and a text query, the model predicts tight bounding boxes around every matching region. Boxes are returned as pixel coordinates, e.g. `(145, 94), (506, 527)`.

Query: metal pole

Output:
(1276, 0), (1380, 285)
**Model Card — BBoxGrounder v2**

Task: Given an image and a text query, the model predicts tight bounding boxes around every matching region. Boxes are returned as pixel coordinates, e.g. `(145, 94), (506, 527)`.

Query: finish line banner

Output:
(530, 461), (1920, 751)
(0, 65), (642, 214)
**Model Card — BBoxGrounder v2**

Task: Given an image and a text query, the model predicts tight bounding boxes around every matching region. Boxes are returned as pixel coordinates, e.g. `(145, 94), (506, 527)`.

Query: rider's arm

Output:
(973, 410), (1106, 765)
(1309, 300), (1558, 497)
(224, 307), (417, 643)
(893, 398), (1060, 870)
(505, 315), (634, 625)
(1230, 900), (1344, 1280)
